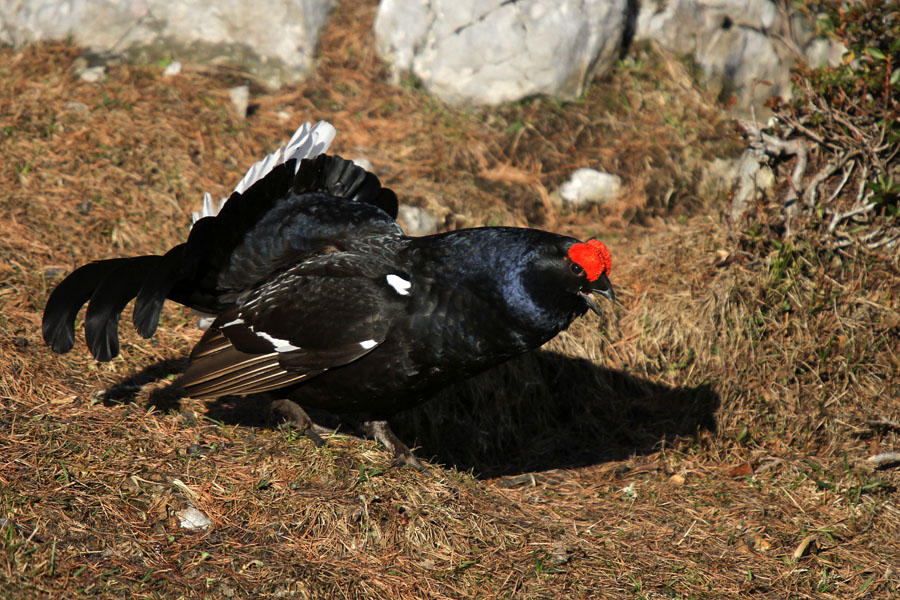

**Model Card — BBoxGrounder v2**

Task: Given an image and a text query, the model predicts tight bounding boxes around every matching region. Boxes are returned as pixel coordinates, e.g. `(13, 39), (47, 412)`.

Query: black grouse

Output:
(42, 126), (615, 468)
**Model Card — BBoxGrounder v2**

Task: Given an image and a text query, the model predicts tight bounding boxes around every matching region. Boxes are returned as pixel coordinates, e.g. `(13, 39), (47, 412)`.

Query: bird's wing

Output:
(187, 154), (400, 296)
(131, 153), (402, 336)
(177, 259), (399, 398)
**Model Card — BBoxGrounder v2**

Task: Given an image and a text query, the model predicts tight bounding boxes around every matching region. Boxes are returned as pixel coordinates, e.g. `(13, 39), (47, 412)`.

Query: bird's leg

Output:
(358, 420), (423, 470)
(270, 398), (327, 447)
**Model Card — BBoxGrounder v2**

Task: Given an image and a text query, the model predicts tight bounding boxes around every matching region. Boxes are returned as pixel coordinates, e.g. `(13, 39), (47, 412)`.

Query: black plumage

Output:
(43, 153), (614, 467)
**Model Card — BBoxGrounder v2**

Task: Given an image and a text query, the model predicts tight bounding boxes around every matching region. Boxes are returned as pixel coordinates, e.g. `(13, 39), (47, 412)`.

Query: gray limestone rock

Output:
(0, 0), (336, 88)
(397, 205), (441, 237)
(374, 0), (630, 106)
(635, 0), (845, 117)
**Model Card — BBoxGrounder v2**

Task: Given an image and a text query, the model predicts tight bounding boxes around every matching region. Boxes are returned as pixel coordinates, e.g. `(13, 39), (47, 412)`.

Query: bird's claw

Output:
(272, 398), (326, 447)
(391, 450), (424, 471)
(359, 419), (424, 470)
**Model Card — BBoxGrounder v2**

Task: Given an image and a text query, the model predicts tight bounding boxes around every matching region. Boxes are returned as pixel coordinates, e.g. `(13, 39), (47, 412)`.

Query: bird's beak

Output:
(579, 273), (616, 315)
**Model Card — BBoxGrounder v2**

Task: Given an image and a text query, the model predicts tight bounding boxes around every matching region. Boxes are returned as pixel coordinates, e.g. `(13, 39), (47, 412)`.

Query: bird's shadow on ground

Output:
(392, 349), (719, 478)
(103, 349), (719, 479)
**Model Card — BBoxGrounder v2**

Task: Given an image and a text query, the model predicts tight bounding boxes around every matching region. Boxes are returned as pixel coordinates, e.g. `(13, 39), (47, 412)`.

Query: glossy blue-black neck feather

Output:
(409, 227), (587, 349)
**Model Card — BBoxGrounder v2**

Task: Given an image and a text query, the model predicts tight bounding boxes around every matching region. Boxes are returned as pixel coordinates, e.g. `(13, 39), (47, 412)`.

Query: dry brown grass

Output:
(2, 2), (900, 598)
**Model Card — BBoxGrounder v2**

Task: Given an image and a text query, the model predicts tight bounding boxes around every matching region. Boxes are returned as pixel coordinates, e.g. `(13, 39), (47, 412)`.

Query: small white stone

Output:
(79, 66), (106, 83)
(620, 483), (637, 501)
(176, 505), (212, 531)
(162, 61), (183, 77)
(229, 85), (250, 119)
(398, 205), (440, 236)
(558, 168), (621, 207)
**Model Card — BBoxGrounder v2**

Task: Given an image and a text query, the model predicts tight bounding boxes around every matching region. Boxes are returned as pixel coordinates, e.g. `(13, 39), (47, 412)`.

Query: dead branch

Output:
(825, 159), (855, 204)
(827, 202), (878, 233)
(865, 417), (900, 432)
(803, 151), (854, 207)
(868, 234), (900, 250)
(867, 452), (900, 469)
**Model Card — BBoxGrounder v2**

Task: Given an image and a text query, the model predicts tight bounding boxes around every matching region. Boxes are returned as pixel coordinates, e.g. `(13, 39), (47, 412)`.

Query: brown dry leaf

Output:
(630, 461), (660, 475)
(478, 163), (541, 187)
(48, 394), (77, 405)
(751, 535), (772, 553)
(713, 249), (732, 267)
(792, 534), (818, 560)
(881, 311), (900, 330)
(728, 462), (753, 478)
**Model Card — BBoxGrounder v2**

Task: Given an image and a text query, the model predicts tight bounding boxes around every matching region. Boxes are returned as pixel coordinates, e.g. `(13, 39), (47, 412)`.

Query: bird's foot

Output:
(358, 420), (423, 470)
(271, 398), (327, 447)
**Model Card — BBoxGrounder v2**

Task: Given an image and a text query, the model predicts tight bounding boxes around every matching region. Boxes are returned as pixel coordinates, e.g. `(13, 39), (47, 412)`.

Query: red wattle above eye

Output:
(567, 240), (611, 282)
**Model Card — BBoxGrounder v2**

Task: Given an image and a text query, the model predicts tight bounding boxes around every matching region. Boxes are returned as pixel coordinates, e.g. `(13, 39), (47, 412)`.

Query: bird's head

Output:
(424, 227), (615, 334)
(565, 239), (615, 315)
(515, 235), (615, 329)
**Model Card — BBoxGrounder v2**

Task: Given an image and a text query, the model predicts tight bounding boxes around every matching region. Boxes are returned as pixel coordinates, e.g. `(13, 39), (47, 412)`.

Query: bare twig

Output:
(761, 134), (808, 236)
(828, 202), (878, 233)
(883, 143), (900, 167)
(865, 418), (900, 432)
(869, 234), (900, 250)
(856, 165), (870, 205)
(733, 121), (810, 234)
(803, 152), (852, 207)
(784, 118), (843, 152)
(825, 159), (856, 204)
(867, 452), (900, 469)
(833, 112), (867, 141)
(860, 227), (883, 242)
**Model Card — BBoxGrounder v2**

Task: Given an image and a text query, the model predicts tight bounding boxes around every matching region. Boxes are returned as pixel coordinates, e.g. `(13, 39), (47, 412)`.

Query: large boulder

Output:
(374, 0), (632, 106)
(0, 0), (336, 88)
(636, 0), (844, 116)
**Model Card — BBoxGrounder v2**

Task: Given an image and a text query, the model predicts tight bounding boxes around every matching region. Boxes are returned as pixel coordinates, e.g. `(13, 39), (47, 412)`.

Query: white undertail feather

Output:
(192, 192), (224, 224)
(195, 315), (216, 330)
(191, 121), (337, 329)
(191, 120), (337, 224)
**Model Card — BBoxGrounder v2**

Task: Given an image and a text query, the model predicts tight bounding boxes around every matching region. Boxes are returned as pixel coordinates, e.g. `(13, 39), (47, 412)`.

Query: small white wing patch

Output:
(386, 274), (411, 296)
(255, 330), (301, 353)
(359, 339), (378, 350)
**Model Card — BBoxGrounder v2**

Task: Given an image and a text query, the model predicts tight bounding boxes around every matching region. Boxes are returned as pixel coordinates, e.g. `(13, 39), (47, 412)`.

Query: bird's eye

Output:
(570, 262), (584, 276)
